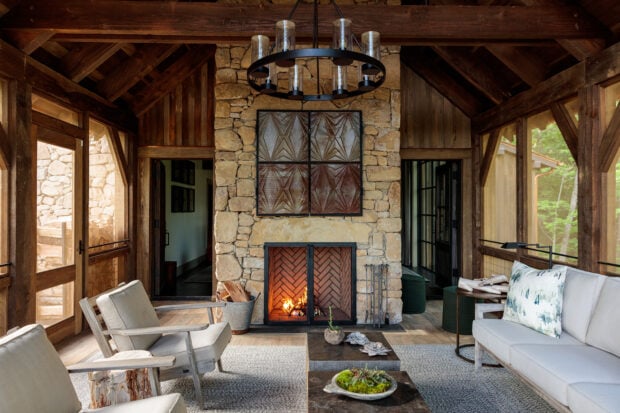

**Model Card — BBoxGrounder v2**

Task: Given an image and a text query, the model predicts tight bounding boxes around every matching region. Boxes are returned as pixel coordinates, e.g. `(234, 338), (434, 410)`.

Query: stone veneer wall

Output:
(213, 43), (402, 324)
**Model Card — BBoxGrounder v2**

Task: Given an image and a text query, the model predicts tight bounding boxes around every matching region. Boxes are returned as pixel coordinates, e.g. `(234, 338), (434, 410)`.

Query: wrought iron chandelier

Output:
(247, 0), (386, 101)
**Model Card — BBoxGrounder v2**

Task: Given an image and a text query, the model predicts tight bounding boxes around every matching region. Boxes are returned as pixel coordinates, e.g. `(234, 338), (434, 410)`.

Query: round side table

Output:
(455, 288), (507, 367)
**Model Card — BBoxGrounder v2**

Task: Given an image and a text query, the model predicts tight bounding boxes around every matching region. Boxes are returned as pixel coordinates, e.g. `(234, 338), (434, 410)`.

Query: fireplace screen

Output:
(264, 243), (355, 325)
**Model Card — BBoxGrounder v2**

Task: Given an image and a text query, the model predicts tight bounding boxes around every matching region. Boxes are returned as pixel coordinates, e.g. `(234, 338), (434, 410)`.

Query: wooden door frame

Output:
(136, 147), (214, 297)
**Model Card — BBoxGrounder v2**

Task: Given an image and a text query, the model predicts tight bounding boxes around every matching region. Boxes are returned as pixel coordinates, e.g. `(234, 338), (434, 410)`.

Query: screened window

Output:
(483, 124), (517, 244)
(87, 119), (128, 295)
(527, 110), (578, 264)
(602, 81), (620, 274)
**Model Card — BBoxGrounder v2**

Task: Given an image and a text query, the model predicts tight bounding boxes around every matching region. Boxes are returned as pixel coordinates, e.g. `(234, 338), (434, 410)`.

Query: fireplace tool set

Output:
(365, 263), (389, 327)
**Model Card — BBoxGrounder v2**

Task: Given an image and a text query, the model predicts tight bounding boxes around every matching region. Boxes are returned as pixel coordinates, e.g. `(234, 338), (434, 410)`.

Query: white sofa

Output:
(473, 265), (620, 413)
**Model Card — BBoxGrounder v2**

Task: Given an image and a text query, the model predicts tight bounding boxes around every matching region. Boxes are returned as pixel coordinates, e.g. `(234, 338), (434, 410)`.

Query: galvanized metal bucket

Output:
(221, 295), (257, 334)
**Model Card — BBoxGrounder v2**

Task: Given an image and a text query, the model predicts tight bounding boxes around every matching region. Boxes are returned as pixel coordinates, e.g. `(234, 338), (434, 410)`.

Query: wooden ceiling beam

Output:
(0, 2), (607, 44)
(485, 45), (548, 87)
(61, 43), (124, 82)
(550, 102), (579, 165)
(432, 46), (510, 105)
(401, 47), (485, 117)
(479, 128), (500, 185)
(3, 30), (55, 54)
(130, 45), (215, 116)
(98, 44), (180, 102)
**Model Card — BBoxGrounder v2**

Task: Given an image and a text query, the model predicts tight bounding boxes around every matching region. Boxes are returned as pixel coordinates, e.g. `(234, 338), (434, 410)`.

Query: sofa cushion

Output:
(557, 265), (606, 342)
(567, 383), (620, 413)
(503, 261), (567, 338)
(509, 344), (620, 405)
(586, 277), (620, 358)
(0, 324), (82, 413)
(473, 319), (581, 365)
(96, 280), (162, 351)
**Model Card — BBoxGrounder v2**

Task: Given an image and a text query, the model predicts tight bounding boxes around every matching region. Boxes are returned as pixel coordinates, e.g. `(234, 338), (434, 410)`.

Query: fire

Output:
(282, 287), (308, 316)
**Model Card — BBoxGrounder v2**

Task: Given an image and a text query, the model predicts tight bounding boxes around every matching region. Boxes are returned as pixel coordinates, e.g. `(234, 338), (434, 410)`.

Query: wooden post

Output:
(8, 79), (36, 328)
(577, 85), (603, 272)
(471, 132), (483, 277)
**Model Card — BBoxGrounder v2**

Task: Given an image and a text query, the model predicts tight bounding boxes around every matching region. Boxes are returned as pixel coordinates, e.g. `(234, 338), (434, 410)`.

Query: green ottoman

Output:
(442, 286), (475, 335)
(402, 273), (426, 314)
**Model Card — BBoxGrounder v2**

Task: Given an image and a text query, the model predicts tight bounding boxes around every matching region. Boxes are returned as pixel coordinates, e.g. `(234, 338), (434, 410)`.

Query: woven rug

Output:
(71, 344), (557, 412)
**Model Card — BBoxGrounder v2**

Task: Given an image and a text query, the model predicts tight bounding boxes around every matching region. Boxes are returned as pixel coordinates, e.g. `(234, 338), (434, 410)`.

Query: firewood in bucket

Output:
(222, 280), (250, 302)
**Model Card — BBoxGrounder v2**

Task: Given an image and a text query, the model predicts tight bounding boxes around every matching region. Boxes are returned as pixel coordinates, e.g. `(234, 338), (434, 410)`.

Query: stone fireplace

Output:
(212, 42), (402, 325)
(264, 243), (355, 325)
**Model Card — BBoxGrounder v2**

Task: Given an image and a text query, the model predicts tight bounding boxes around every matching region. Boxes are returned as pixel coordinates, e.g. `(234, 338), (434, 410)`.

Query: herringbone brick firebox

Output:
(264, 243), (356, 325)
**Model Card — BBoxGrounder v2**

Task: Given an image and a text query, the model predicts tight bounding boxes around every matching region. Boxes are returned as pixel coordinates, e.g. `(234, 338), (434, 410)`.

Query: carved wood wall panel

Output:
(257, 110), (362, 216)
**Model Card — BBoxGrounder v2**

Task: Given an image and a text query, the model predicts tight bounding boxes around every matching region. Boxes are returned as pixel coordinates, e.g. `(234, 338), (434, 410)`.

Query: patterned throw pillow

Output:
(503, 261), (567, 338)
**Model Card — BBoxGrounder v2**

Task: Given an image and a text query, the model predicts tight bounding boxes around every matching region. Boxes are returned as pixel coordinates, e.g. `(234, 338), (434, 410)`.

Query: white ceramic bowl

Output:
(323, 372), (397, 401)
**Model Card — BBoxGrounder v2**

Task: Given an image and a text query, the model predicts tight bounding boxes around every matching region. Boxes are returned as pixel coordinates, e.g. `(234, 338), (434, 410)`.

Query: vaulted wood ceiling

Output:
(0, 0), (618, 122)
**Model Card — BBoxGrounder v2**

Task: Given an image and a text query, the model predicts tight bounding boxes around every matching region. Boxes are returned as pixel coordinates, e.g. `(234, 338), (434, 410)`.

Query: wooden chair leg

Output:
(184, 333), (204, 406)
(216, 358), (223, 372)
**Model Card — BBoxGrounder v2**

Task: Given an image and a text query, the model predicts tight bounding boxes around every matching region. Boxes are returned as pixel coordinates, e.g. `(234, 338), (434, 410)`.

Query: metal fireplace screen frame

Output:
(264, 242), (356, 325)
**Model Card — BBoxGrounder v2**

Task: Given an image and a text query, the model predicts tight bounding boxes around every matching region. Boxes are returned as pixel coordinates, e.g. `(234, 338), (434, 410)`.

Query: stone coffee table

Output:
(307, 370), (430, 412)
(306, 332), (400, 371)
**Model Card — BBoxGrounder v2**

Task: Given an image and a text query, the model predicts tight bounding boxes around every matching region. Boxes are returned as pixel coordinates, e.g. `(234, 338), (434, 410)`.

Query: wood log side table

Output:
(307, 370), (430, 412)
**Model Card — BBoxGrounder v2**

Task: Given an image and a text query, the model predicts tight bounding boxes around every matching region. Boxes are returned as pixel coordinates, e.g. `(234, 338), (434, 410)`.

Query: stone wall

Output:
(213, 43), (402, 324)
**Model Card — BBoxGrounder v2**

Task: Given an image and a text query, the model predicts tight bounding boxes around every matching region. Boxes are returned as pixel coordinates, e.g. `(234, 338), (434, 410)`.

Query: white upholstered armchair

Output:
(81, 280), (232, 408)
(0, 324), (187, 413)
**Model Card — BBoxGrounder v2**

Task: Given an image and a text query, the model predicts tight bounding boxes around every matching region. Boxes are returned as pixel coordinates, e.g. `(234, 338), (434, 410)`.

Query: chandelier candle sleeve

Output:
(251, 35), (270, 78)
(276, 20), (296, 67)
(333, 18), (353, 66)
(288, 64), (303, 99)
(361, 31), (381, 75)
(332, 64), (348, 97)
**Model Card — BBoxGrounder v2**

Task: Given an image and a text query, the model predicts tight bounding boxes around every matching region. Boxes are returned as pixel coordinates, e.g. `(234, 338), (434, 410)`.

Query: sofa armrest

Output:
(475, 303), (505, 320)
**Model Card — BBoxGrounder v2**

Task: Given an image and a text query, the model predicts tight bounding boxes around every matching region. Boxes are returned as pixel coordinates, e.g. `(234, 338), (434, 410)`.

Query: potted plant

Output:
(324, 306), (345, 345)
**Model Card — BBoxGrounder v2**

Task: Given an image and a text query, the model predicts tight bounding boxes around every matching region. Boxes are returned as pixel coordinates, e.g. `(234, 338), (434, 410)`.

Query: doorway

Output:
(402, 160), (461, 295)
(151, 159), (214, 298)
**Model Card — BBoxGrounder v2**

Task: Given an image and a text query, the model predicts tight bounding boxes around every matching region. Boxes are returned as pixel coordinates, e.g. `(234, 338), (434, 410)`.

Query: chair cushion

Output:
(148, 322), (232, 370)
(0, 324), (82, 413)
(96, 280), (162, 351)
(509, 343), (620, 405)
(557, 265), (606, 342)
(89, 393), (186, 413)
(473, 318), (581, 365)
(586, 277), (620, 357)
(502, 261), (567, 338)
(568, 383), (620, 413)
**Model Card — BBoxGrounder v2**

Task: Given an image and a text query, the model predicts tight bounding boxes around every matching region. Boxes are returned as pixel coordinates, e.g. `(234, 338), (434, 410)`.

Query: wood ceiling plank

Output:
(0, 2), (607, 44)
(485, 45), (548, 87)
(432, 46), (509, 104)
(401, 47), (485, 117)
(130, 45), (215, 116)
(61, 43), (124, 82)
(3, 30), (55, 54)
(98, 44), (180, 101)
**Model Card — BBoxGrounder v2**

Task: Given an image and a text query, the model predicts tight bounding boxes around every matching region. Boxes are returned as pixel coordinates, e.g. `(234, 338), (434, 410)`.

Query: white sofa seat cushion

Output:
(0, 324), (82, 413)
(509, 344), (620, 405)
(89, 393), (186, 413)
(567, 383), (620, 413)
(473, 319), (581, 364)
(586, 277), (620, 358)
(148, 321), (232, 369)
(558, 265), (606, 342)
(96, 280), (162, 351)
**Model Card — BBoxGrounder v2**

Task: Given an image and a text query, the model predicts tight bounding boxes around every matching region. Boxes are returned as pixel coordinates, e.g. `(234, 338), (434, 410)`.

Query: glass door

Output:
(35, 127), (82, 330)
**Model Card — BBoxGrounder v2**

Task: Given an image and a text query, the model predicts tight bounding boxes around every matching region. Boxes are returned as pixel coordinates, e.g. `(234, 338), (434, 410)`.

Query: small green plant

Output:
(335, 367), (392, 394)
(327, 305), (340, 331)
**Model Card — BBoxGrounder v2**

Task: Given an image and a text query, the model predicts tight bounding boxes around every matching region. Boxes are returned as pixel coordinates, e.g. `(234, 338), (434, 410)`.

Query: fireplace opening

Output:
(264, 243), (356, 325)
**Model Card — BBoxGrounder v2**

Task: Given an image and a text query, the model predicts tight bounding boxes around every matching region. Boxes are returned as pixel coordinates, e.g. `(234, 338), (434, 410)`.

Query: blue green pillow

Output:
(503, 261), (567, 338)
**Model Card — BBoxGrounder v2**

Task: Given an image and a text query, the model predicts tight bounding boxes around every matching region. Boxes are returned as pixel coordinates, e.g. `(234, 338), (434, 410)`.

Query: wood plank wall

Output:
(138, 62), (214, 148)
(400, 64), (471, 150)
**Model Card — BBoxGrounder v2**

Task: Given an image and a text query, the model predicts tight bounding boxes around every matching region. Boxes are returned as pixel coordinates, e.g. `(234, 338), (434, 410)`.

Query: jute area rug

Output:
(71, 344), (557, 413)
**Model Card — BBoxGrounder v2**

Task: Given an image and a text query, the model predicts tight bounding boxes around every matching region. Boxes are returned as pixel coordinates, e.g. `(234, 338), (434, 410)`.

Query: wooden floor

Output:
(56, 299), (473, 365)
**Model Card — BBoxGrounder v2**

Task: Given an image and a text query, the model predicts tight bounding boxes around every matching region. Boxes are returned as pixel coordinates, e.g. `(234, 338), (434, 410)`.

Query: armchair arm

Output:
(154, 301), (225, 324)
(475, 302), (505, 320)
(67, 355), (175, 373)
(107, 323), (210, 337)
